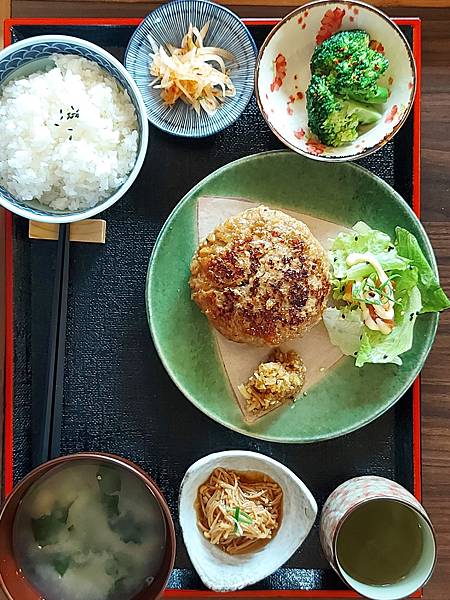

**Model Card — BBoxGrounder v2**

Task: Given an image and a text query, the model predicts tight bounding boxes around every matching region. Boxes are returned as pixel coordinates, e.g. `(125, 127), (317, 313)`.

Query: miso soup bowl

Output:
(0, 452), (176, 600)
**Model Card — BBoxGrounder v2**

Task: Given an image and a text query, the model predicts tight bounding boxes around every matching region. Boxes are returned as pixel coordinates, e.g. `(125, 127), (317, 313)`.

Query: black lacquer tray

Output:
(3, 18), (422, 597)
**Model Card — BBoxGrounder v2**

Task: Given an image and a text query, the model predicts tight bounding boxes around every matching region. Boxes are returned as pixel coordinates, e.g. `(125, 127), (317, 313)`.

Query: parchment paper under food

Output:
(196, 196), (351, 423)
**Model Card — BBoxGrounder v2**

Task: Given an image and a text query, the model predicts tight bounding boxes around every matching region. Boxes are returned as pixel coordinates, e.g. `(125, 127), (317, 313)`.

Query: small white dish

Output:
(179, 450), (317, 592)
(255, 0), (416, 162)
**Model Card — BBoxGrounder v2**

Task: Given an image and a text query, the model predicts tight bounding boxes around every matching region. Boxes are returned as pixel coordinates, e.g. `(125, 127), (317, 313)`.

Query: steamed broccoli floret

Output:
(306, 74), (381, 147)
(311, 30), (389, 104)
(345, 84), (388, 104)
(330, 49), (389, 103)
(306, 29), (390, 146)
(311, 30), (370, 74)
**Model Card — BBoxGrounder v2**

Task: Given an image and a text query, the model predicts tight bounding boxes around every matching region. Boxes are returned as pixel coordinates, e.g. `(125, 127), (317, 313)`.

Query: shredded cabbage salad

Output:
(148, 23), (236, 116)
(323, 222), (450, 367)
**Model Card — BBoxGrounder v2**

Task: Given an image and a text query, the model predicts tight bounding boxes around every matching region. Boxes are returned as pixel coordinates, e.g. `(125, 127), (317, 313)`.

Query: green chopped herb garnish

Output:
(352, 273), (401, 306)
(225, 506), (253, 535)
(238, 510), (253, 524)
(234, 507), (241, 534)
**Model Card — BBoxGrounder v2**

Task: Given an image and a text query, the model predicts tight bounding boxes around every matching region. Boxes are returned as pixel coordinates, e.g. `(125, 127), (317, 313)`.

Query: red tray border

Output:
(2, 16), (422, 599)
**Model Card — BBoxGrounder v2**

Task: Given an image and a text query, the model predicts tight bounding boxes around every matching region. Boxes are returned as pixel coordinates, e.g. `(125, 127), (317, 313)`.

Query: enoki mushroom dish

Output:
(196, 468), (283, 555)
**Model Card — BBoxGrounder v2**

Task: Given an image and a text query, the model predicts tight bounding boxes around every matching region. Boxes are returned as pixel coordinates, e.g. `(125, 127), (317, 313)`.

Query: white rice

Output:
(0, 54), (139, 211)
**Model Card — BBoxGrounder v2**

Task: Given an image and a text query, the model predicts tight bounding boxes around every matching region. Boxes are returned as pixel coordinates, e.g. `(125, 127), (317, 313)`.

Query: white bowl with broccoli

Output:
(255, 0), (416, 161)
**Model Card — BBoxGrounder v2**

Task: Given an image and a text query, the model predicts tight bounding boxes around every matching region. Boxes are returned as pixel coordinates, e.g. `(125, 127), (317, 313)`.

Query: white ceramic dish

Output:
(179, 450), (317, 592)
(255, 0), (416, 162)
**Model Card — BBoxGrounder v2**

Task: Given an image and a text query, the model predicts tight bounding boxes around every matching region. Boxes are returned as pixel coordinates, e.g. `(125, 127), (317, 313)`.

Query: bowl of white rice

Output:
(0, 35), (149, 223)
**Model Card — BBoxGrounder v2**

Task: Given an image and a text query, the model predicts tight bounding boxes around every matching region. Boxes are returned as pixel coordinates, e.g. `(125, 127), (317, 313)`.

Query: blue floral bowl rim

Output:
(0, 34), (149, 224)
(124, 0), (258, 138)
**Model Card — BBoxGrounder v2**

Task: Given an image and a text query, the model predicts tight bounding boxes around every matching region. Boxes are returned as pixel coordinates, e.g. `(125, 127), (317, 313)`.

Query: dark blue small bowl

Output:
(125, 0), (257, 138)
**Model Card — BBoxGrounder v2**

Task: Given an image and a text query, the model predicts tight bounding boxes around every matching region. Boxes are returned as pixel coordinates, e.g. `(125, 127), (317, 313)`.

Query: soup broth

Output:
(336, 499), (423, 586)
(13, 461), (166, 600)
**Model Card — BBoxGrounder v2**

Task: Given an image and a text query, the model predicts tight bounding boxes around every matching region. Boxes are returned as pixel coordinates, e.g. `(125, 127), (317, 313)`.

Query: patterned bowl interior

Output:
(125, 0), (257, 138)
(0, 37), (147, 219)
(255, 0), (416, 161)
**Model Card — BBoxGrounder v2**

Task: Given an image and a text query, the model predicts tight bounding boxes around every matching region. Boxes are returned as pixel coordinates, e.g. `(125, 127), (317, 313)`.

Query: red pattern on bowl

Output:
(255, 0), (417, 162)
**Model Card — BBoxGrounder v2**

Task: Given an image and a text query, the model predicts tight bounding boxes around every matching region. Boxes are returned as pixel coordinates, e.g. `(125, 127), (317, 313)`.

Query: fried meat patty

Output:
(189, 206), (331, 346)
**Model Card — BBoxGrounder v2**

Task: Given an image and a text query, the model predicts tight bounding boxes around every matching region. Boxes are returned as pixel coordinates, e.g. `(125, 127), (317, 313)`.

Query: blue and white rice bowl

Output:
(125, 0), (257, 138)
(0, 35), (148, 223)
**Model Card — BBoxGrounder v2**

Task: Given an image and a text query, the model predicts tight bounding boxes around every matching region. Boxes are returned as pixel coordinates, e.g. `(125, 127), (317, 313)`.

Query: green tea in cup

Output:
(320, 476), (436, 600)
(335, 499), (436, 600)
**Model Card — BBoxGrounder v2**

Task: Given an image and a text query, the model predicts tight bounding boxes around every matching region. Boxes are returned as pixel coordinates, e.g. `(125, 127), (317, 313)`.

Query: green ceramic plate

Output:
(147, 151), (438, 443)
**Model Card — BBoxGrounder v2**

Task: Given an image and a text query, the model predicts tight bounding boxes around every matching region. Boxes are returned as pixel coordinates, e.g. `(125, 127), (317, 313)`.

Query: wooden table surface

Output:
(1, 1), (449, 599)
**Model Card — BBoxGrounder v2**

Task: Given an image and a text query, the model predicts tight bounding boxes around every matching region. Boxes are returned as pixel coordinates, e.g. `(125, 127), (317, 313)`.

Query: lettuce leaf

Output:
(326, 222), (449, 366)
(395, 227), (450, 313)
(355, 268), (421, 367)
(330, 222), (409, 298)
(323, 307), (364, 356)
(324, 269), (420, 367)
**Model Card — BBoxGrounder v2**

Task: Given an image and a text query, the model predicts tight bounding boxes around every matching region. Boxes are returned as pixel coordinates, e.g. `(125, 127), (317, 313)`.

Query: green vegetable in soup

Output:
(32, 504), (71, 547)
(97, 466), (122, 519)
(97, 466), (122, 495)
(110, 512), (144, 544)
(51, 554), (72, 577)
(95, 466), (146, 544)
(14, 463), (167, 600)
(101, 493), (120, 519)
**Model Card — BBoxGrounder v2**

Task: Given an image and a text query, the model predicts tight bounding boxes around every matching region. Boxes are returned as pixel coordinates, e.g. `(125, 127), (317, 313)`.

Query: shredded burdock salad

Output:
(148, 23), (236, 116)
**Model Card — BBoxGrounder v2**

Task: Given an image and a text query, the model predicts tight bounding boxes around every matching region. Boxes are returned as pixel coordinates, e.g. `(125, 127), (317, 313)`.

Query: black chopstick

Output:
(35, 223), (70, 466)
